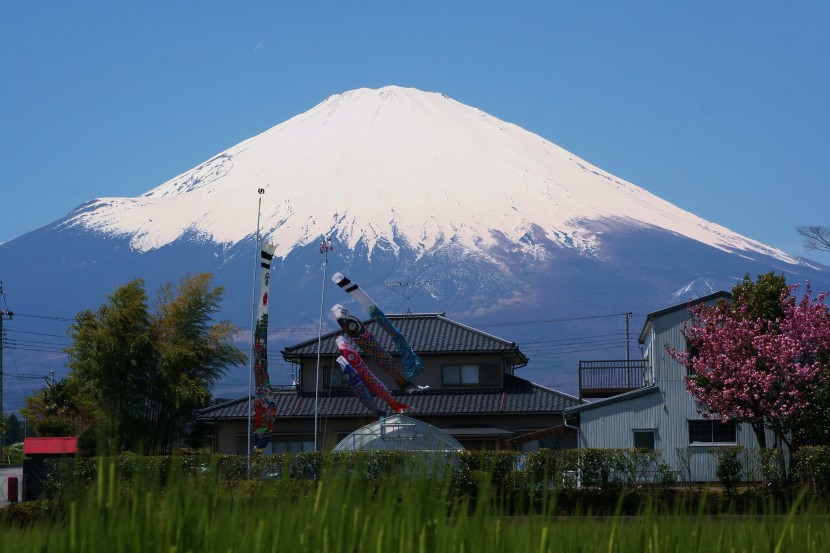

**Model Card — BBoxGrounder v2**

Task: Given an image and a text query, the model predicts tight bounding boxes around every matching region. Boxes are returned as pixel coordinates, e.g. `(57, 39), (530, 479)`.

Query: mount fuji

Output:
(2, 86), (827, 400)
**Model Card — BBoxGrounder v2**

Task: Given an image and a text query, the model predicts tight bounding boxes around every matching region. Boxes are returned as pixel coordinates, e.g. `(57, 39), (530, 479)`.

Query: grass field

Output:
(3, 458), (828, 552)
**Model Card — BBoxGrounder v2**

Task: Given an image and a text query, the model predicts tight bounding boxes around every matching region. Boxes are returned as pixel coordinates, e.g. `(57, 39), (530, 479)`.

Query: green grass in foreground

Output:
(3, 458), (829, 553)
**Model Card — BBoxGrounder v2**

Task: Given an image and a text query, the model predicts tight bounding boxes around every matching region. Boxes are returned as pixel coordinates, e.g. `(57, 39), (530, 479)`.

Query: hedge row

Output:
(36, 448), (678, 496)
(32, 446), (830, 499)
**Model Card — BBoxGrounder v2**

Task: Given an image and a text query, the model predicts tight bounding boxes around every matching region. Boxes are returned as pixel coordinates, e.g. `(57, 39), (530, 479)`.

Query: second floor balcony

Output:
(578, 359), (647, 400)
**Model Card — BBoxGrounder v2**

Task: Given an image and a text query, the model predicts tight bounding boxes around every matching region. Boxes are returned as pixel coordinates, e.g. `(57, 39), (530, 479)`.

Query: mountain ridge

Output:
(60, 86), (800, 266)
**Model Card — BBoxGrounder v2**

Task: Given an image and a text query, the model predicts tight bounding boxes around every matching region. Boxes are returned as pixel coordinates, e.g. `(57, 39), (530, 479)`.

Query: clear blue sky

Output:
(2, 1), (829, 263)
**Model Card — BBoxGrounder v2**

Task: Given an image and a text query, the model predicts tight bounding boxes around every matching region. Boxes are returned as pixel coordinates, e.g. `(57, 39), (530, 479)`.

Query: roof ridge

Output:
(432, 314), (517, 347)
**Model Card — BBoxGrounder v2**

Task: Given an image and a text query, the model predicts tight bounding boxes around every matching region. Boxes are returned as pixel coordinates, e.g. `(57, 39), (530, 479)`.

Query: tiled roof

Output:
(282, 313), (527, 363)
(197, 374), (579, 421)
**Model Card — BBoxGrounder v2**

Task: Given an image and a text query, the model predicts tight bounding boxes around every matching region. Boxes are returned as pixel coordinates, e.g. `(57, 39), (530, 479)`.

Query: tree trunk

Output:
(751, 421), (767, 449)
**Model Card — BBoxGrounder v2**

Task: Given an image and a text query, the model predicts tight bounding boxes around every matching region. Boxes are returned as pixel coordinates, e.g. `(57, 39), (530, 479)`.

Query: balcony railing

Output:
(578, 359), (647, 400)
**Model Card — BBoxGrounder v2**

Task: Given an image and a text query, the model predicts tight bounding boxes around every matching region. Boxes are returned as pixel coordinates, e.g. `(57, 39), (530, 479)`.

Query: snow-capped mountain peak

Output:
(64, 85), (799, 265)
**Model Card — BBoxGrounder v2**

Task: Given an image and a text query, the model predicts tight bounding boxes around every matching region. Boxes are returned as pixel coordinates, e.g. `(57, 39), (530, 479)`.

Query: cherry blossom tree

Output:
(671, 277), (830, 451)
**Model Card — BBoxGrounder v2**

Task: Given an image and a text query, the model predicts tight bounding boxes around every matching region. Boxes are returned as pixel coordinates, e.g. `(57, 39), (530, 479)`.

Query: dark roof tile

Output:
(198, 374), (579, 420)
(282, 313), (525, 360)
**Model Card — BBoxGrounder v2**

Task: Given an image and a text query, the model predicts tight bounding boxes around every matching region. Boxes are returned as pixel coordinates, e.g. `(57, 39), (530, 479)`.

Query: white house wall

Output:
(577, 388), (766, 482)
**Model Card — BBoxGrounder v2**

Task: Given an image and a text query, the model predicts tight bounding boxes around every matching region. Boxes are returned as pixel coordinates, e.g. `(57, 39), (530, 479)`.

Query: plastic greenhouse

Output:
(332, 414), (465, 452)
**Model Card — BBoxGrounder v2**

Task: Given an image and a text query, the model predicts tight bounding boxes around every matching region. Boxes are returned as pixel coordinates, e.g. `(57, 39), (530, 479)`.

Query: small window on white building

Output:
(633, 430), (655, 450)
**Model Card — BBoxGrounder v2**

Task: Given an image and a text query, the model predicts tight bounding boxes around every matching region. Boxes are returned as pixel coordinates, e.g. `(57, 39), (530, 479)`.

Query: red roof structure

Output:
(23, 437), (78, 455)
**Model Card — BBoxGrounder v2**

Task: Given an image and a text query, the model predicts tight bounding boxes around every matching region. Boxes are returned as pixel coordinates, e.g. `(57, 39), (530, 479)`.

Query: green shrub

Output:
(711, 446), (743, 496)
(618, 448), (662, 488)
(794, 445), (830, 493)
(0, 498), (57, 528)
(4, 442), (24, 465)
(656, 462), (678, 490)
(578, 448), (625, 490)
(287, 452), (323, 480)
(525, 449), (564, 486)
(76, 428), (98, 457)
(753, 447), (785, 495)
(456, 450), (518, 486)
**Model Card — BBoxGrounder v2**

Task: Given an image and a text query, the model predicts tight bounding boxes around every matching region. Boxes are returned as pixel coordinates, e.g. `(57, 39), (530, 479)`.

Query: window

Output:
(633, 430), (655, 450)
(443, 364), (479, 385)
(235, 436), (315, 455)
(323, 365), (348, 389)
(442, 364), (501, 386)
(688, 420), (737, 444)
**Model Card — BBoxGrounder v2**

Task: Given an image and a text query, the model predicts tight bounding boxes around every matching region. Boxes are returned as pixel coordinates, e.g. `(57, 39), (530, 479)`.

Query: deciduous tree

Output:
(64, 274), (246, 453)
(143, 273), (247, 453)
(671, 274), (830, 452)
(797, 225), (830, 253)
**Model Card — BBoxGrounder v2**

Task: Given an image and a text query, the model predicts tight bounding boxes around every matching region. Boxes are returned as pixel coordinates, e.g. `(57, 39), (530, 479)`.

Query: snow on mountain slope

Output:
(64, 86), (800, 265)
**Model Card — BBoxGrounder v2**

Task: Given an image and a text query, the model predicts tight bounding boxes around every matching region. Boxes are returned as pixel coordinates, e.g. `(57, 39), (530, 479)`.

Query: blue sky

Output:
(2, 1), (829, 263)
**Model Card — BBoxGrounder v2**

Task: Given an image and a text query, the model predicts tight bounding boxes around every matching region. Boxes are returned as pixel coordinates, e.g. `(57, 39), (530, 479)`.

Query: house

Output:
(567, 292), (778, 482)
(197, 313), (580, 453)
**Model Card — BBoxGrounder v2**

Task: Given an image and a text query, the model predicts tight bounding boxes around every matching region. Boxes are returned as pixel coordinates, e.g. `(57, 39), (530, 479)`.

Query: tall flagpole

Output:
(314, 237), (332, 452)
(247, 188), (265, 478)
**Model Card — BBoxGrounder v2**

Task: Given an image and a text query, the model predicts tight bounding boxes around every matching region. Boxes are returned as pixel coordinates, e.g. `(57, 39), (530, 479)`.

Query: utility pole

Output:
(0, 282), (15, 457)
(624, 312), (632, 388)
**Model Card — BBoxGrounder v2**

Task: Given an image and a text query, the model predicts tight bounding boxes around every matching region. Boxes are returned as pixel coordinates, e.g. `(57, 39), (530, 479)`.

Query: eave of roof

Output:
(638, 291), (732, 344)
(197, 375), (579, 420)
(565, 385), (661, 414)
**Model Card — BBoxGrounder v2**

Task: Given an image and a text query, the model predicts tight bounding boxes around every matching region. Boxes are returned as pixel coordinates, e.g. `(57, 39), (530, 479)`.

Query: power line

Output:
(4, 337), (67, 348)
(4, 372), (52, 381)
(475, 312), (632, 327)
(5, 328), (71, 340)
(527, 344), (626, 357)
(12, 312), (75, 322)
(517, 332), (623, 347)
(3, 343), (67, 354)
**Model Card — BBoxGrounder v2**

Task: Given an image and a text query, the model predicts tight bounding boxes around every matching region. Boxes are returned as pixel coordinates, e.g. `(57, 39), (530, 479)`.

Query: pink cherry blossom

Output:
(669, 282), (830, 449)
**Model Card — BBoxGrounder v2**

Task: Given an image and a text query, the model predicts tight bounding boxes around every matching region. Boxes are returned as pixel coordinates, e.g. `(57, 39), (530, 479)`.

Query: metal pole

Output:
(625, 312), (632, 388)
(0, 294), (4, 460)
(313, 237), (331, 452)
(0, 282), (13, 459)
(247, 189), (264, 478)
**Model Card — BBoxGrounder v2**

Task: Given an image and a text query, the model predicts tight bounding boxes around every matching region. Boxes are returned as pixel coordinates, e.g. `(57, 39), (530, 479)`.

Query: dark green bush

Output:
(711, 446), (743, 496)
(0, 498), (56, 528)
(794, 445), (830, 493)
(753, 447), (785, 495)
